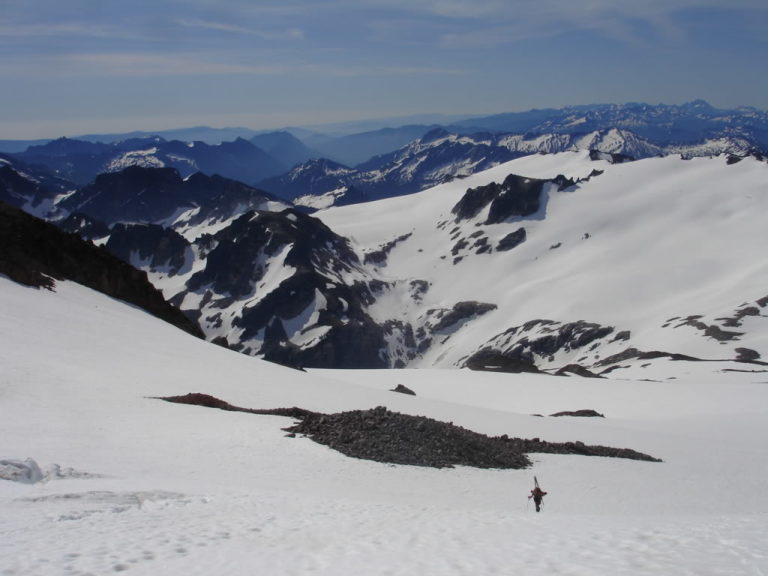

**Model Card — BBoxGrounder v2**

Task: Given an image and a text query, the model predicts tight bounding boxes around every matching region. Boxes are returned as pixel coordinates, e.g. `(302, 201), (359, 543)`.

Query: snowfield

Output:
(316, 151), (768, 370)
(2, 276), (768, 575)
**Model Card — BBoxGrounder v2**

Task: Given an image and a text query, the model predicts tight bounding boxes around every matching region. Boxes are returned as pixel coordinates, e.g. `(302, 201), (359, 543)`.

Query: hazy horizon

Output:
(2, 1), (767, 139)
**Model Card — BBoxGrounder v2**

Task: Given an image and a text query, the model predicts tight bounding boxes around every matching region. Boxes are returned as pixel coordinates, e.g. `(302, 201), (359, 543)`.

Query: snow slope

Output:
(317, 151), (768, 371)
(2, 276), (768, 575)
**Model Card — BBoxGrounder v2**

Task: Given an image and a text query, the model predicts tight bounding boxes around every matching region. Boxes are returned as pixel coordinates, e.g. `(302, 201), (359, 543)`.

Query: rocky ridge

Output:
(0, 201), (203, 338)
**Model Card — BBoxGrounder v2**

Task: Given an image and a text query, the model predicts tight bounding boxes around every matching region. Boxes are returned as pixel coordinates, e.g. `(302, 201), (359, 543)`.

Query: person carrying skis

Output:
(529, 479), (547, 512)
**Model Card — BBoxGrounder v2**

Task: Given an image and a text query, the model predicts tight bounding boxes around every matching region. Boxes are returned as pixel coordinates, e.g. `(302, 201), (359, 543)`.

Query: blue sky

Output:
(1, 0), (767, 138)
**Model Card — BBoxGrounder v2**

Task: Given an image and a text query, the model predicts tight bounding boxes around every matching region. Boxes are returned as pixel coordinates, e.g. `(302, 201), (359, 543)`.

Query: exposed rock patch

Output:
(174, 208), (391, 369)
(672, 315), (744, 341)
(452, 174), (547, 225)
(284, 406), (531, 469)
(107, 223), (191, 275)
(589, 150), (634, 164)
(391, 384), (416, 396)
(595, 348), (701, 367)
(496, 227), (526, 251)
(735, 347), (761, 362)
(555, 365), (603, 378)
(408, 279), (430, 302)
(364, 232), (412, 265)
(429, 301), (497, 333)
(464, 319), (615, 372)
(464, 349), (540, 373)
(550, 409), (605, 418)
(158, 395), (662, 468)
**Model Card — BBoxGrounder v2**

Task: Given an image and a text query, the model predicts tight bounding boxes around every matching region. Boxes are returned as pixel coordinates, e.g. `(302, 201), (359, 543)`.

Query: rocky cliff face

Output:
(0, 159), (74, 217)
(73, 202), (395, 368)
(0, 201), (203, 338)
(56, 166), (287, 233)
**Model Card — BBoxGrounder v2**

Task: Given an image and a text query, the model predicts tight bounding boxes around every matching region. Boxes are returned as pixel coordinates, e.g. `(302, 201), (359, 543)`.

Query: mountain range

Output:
(3, 140), (766, 375)
(2, 100), (767, 375)
(11, 136), (288, 187)
(5, 101), (765, 214)
(263, 126), (757, 209)
(2, 100), (768, 576)
(450, 100), (768, 147)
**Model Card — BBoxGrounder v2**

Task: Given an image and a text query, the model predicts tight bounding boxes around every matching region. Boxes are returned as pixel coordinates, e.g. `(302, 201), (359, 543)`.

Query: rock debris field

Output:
(159, 393), (661, 469)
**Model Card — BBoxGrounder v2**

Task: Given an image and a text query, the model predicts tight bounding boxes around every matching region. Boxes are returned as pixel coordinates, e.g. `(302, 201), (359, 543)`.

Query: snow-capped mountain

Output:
(453, 100), (768, 149)
(12, 136), (287, 186)
(0, 154), (76, 218)
(314, 152), (768, 376)
(260, 126), (756, 207)
(259, 158), (362, 203)
(63, 151), (767, 376)
(4, 101), (768, 576)
(56, 166), (288, 236)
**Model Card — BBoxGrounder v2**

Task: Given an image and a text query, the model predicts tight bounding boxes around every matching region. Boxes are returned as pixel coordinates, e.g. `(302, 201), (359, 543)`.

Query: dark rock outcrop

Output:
(595, 348), (702, 367)
(0, 161), (71, 214)
(159, 395), (663, 467)
(450, 182), (499, 221)
(58, 166), (282, 227)
(550, 409), (605, 417)
(14, 136), (285, 186)
(554, 365), (603, 378)
(364, 232), (412, 265)
(465, 349), (540, 373)
(670, 315), (744, 341)
(0, 201), (203, 338)
(430, 301), (497, 333)
(178, 208), (390, 368)
(0, 163), (48, 209)
(589, 149), (634, 164)
(106, 223), (191, 275)
(60, 166), (187, 224)
(391, 384), (416, 396)
(58, 212), (110, 240)
(464, 320), (615, 372)
(735, 348), (761, 362)
(284, 405), (531, 469)
(452, 173), (551, 225)
(496, 227), (527, 251)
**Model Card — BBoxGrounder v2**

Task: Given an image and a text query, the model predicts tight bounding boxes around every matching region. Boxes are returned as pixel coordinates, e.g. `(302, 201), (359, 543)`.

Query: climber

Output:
(529, 478), (547, 512)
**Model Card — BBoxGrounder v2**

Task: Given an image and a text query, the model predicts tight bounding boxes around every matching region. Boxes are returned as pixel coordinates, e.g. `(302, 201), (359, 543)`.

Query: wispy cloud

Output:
(2, 51), (464, 79)
(174, 18), (304, 40)
(349, 0), (768, 48)
(430, 1), (681, 47)
(0, 21), (118, 39)
(0, 17), (167, 46)
(63, 53), (294, 77)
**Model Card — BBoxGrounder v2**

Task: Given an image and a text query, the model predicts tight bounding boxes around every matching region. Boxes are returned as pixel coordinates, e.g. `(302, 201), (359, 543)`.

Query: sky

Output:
(1, 0), (767, 139)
